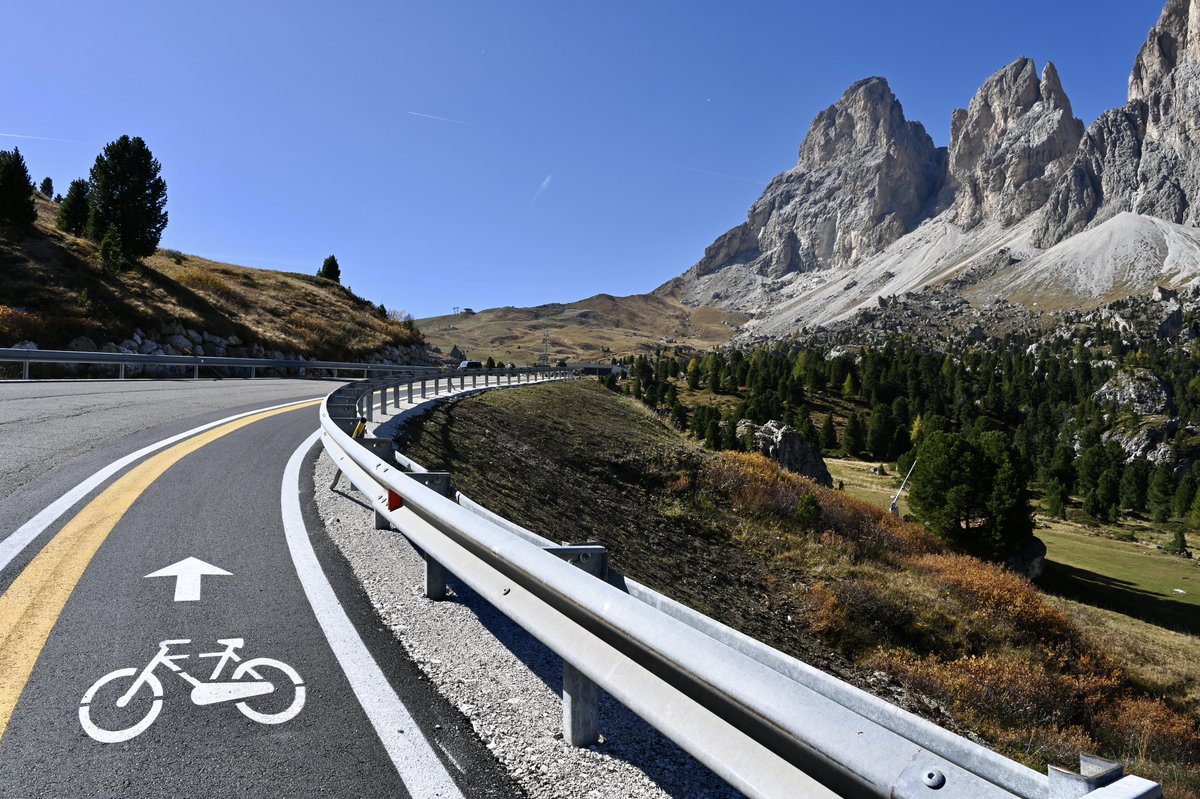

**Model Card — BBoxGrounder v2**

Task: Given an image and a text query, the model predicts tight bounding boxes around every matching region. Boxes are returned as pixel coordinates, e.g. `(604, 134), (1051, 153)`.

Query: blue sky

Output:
(6, 1), (1165, 318)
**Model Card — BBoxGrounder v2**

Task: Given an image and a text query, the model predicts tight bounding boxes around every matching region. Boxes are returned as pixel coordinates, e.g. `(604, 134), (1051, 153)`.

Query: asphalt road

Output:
(0, 379), (522, 798)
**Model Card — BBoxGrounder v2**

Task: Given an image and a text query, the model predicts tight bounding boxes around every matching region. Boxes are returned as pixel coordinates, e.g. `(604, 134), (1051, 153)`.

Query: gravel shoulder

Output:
(311, 446), (743, 799)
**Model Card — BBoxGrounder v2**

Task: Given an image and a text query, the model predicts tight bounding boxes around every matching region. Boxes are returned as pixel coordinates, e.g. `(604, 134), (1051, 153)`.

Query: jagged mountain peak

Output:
(945, 57), (1083, 229)
(798, 77), (930, 167)
(1130, 0), (1200, 101)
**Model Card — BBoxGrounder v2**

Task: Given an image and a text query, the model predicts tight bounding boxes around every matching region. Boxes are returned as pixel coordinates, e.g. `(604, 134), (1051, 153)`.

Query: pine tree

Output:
(98, 225), (124, 271)
(1149, 463), (1175, 523)
(1164, 528), (1190, 556)
(1046, 479), (1068, 519)
(317, 254), (341, 283)
(56, 178), (90, 235)
(1120, 458), (1151, 513)
(670, 401), (689, 431)
(842, 412), (866, 455)
(797, 413), (819, 449)
(0, 147), (37, 229)
(39, 176), (53, 196)
(1174, 468), (1198, 518)
(866, 404), (895, 461)
(820, 413), (837, 451)
(86, 135), (168, 259)
(1190, 489), (1200, 530)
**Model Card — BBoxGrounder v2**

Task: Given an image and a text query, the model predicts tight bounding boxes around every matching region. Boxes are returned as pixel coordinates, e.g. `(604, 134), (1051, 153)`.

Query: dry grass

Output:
(418, 292), (745, 363)
(1, 195), (423, 360)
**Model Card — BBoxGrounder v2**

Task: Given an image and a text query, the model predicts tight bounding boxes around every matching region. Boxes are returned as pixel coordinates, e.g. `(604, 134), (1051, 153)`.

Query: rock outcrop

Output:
(736, 420), (834, 487)
(1093, 369), (1175, 416)
(1035, 0), (1200, 246)
(944, 58), (1083, 229)
(688, 78), (945, 281)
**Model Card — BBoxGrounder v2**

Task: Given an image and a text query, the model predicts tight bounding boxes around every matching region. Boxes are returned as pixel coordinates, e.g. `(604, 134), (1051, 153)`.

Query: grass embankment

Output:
(403, 381), (1200, 798)
(0, 195), (422, 360)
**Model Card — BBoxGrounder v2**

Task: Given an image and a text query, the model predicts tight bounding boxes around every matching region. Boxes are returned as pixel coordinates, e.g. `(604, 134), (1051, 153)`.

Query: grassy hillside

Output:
(402, 381), (1200, 798)
(0, 195), (423, 360)
(419, 294), (743, 363)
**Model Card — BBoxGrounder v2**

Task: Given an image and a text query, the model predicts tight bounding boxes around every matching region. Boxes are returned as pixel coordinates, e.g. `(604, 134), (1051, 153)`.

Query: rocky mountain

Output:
(659, 0), (1200, 340)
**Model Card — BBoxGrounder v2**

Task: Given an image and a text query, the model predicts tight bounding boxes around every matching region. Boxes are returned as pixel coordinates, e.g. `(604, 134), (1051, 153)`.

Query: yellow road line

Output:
(0, 400), (320, 741)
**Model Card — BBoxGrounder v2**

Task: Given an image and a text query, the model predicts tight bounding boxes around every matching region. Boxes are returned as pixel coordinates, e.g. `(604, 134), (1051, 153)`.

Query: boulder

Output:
(68, 336), (97, 351)
(738, 420), (834, 488)
(1005, 536), (1047, 580)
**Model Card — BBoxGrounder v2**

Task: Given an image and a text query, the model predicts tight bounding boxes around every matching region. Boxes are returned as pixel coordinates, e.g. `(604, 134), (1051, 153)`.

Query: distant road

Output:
(0, 379), (334, 510)
(0, 378), (519, 797)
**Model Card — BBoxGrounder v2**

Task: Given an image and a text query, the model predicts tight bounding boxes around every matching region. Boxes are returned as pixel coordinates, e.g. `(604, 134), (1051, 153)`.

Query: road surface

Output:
(0, 379), (520, 798)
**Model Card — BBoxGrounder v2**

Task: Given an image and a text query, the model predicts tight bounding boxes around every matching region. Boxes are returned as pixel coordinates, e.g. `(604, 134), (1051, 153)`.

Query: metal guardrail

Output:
(319, 374), (1163, 799)
(0, 347), (445, 380)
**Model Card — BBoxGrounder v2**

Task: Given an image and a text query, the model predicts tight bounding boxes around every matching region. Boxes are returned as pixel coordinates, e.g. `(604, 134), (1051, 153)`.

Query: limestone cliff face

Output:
(683, 59), (1084, 288)
(691, 78), (945, 281)
(1035, 0), (1200, 246)
(944, 58), (1083, 229)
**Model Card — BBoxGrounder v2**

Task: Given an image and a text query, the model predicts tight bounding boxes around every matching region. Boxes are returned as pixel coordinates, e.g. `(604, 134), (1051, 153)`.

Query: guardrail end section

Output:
(1049, 755), (1161, 799)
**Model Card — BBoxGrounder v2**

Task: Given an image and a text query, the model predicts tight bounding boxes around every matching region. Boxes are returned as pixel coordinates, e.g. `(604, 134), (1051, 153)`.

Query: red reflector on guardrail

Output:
(388, 490), (403, 511)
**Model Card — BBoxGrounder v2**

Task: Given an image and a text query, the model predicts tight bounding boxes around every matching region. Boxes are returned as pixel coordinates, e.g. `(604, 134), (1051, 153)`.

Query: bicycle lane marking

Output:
(0, 400), (321, 742)
(280, 431), (467, 799)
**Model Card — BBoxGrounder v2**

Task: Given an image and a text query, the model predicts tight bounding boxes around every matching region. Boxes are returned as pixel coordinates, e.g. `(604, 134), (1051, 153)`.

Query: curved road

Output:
(0, 379), (520, 798)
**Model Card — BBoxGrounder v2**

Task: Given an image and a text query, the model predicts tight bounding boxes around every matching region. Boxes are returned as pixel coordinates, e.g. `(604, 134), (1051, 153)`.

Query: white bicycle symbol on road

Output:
(79, 637), (305, 743)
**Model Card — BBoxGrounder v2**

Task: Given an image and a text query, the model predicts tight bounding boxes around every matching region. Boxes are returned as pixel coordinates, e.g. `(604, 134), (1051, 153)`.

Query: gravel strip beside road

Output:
(312, 450), (744, 799)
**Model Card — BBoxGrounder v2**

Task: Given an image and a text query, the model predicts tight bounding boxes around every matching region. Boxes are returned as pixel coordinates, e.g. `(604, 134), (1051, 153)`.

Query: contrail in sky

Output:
(0, 132), (81, 143)
(670, 164), (764, 185)
(407, 111), (470, 126)
(531, 174), (553, 204)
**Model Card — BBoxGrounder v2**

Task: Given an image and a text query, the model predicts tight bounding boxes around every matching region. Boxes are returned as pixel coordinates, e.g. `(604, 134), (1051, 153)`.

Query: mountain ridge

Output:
(660, 0), (1200, 340)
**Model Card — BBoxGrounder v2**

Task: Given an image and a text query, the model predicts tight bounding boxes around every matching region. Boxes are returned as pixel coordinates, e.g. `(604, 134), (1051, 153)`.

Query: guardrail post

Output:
(119, 363), (125, 380)
(423, 555), (447, 600)
(365, 390), (374, 421)
(563, 662), (599, 746)
(408, 381), (414, 403)
(380, 385), (388, 414)
(193, 362), (199, 379)
(393, 383), (400, 405)
(22, 361), (29, 380)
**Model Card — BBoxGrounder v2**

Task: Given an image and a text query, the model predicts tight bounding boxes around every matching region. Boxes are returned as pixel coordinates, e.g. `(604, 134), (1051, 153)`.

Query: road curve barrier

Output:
(0, 347), (444, 381)
(319, 373), (1162, 799)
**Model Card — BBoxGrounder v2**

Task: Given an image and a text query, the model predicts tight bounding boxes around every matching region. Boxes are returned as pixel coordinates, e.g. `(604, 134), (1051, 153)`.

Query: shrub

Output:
(913, 553), (1078, 646)
(98, 226), (124, 271)
(1093, 696), (1200, 762)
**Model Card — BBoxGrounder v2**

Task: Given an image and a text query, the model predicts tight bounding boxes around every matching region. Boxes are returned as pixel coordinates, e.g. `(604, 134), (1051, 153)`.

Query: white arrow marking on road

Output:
(145, 557), (232, 602)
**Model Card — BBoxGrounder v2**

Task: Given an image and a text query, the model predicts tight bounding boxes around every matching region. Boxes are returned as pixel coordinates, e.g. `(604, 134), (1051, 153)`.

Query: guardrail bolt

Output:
(922, 770), (945, 790)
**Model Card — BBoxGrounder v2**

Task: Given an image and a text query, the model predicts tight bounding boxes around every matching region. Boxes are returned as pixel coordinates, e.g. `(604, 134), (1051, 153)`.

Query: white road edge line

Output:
(0, 397), (322, 575)
(281, 431), (467, 799)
